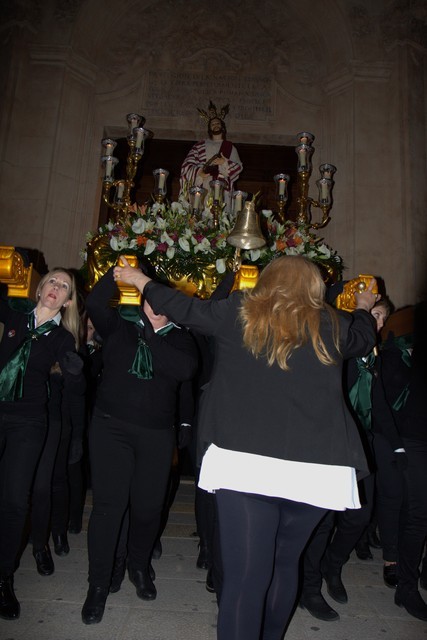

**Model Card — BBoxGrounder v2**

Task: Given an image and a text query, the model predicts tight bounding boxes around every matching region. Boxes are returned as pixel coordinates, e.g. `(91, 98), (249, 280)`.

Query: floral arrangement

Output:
(82, 201), (343, 286)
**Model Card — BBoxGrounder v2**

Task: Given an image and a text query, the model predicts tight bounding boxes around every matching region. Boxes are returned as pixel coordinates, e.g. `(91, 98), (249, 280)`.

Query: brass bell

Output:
(227, 201), (266, 250)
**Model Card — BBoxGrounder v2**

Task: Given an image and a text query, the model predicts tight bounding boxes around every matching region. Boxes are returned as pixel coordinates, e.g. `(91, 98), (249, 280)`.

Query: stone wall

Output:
(0, 0), (426, 307)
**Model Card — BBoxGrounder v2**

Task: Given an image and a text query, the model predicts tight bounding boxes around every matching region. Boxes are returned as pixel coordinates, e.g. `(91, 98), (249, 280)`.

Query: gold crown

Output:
(197, 100), (230, 124)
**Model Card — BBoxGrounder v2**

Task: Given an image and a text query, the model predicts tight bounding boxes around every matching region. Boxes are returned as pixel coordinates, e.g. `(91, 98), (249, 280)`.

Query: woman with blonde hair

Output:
(114, 254), (378, 640)
(0, 268), (82, 621)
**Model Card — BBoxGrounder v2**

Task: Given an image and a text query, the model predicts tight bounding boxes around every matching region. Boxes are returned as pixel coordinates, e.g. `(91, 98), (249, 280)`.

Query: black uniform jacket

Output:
(145, 280), (377, 474)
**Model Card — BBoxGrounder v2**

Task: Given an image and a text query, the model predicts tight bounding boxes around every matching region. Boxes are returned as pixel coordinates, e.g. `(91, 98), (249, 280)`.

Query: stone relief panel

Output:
(90, 0), (324, 115)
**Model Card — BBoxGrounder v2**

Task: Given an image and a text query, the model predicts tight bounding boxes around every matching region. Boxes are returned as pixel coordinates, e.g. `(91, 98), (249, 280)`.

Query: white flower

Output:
(285, 246), (300, 256)
(216, 258), (226, 273)
(128, 239), (137, 249)
(160, 231), (174, 246)
(317, 244), (331, 258)
(178, 237), (190, 252)
(110, 236), (129, 251)
(85, 231), (94, 241)
(171, 201), (185, 214)
(249, 249), (261, 262)
(144, 239), (156, 255)
(132, 218), (146, 234)
(262, 209), (274, 219)
(155, 216), (167, 230)
(106, 221), (114, 231)
(194, 237), (211, 254)
(151, 202), (165, 215)
(166, 246), (175, 259)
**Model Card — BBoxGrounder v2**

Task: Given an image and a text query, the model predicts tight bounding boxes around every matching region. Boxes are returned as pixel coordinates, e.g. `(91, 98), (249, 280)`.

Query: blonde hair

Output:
(239, 255), (340, 370)
(36, 268), (81, 349)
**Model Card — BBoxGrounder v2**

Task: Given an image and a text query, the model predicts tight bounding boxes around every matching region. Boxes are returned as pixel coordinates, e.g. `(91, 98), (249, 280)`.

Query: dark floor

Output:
(1, 480), (426, 640)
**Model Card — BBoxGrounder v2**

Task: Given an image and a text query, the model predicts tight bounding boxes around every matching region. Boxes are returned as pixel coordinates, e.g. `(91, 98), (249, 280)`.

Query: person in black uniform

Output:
(113, 255), (378, 640)
(0, 268), (81, 621)
(381, 301), (427, 620)
(81, 266), (198, 625)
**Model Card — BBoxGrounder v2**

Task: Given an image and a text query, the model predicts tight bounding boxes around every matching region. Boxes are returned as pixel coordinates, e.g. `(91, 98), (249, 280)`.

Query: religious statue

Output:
(179, 101), (242, 209)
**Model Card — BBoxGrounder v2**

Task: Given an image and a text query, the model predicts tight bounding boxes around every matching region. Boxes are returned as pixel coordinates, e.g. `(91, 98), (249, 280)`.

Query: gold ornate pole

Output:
(294, 132), (336, 229)
(100, 114), (149, 222)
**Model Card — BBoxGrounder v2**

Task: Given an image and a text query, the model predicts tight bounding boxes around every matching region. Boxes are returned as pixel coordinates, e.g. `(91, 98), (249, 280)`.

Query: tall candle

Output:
(104, 157), (113, 178)
(135, 128), (144, 148)
(214, 182), (220, 200)
(321, 181), (328, 200)
(234, 192), (242, 212)
(116, 182), (125, 199)
(158, 172), (165, 189)
(193, 192), (201, 210)
(298, 148), (307, 167)
(278, 180), (286, 196)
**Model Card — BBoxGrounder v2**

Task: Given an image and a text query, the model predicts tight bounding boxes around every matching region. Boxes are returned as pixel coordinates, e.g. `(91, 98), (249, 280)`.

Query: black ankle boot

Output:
(109, 556), (127, 593)
(321, 559), (348, 604)
(81, 585), (109, 624)
(128, 565), (157, 600)
(383, 563), (398, 588)
(299, 593), (339, 621)
(395, 588), (427, 621)
(52, 532), (70, 557)
(33, 545), (54, 576)
(0, 574), (20, 620)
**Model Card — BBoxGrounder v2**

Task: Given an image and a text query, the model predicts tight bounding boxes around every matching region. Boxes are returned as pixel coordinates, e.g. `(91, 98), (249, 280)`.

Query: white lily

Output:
(132, 218), (146, 234)
(179, 237), (190, 252)
(216, 258), (226, 273)
(144, 239), (156, 255)
(166, 246), (175, 259)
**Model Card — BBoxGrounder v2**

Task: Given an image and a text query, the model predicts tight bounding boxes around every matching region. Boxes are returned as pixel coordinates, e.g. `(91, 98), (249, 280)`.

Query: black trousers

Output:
(0, 410), (46, 574)
(373, 432), (405, 562)
(398, 437), (427, 594)
(216, 489), (326, 640)
(31, 418), (62, 549)
(87, 409), (175, 587)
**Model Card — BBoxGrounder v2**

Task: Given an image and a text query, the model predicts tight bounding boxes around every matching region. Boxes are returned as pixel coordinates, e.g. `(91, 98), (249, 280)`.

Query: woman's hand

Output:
(113, 256), (151, 293)
(354, 278), (380, 312)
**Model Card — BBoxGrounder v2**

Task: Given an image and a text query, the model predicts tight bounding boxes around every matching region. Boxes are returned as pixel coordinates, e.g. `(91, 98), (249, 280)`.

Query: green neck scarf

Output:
(385, 334), (413, 411)
(118, 305), (174, 380)
(348, 351), (376, 430)
(0, 311), (58, 401)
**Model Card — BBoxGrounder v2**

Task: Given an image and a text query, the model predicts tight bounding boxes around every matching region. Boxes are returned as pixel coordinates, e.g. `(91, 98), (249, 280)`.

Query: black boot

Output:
(383, 563), (398, 588)
(196, 543), (211, 570)
(128, 565), (157, 600)
(395, 588), (427, 621)
(52, 532), (70, 557)
(0, 574), (20, 620)
(81, 585), (109, 624)
(109, 556), (127, 593)
(321, 560), (348, 604)
(33, 545), (54, 576)
(299, 593), (340, 621)
(151, 537), (162, 560)
(355, 540), (373, 560)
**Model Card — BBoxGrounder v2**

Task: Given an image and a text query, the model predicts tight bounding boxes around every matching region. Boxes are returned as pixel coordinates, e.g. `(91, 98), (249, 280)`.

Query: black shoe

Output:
(151, 538), (162, 560)
(0, 574), (20, 620)
(128, 566), (157, 600)
(206, 568), (215, 593)
(395, 588), (427, 621)
(299, 593), (340, 621)
(52, 532), (70, 557)
(321, 563), (348, 604)
(33, 545), (54, 576)
(196, 543), (211, 570)
(81, 585), (109, 624)
(68, 520), (82, 534)
(383, 564), (398, 589)
(355, 542), (373, 561)
(109, 556), (127, 593)
(367, 528), (382, 549)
